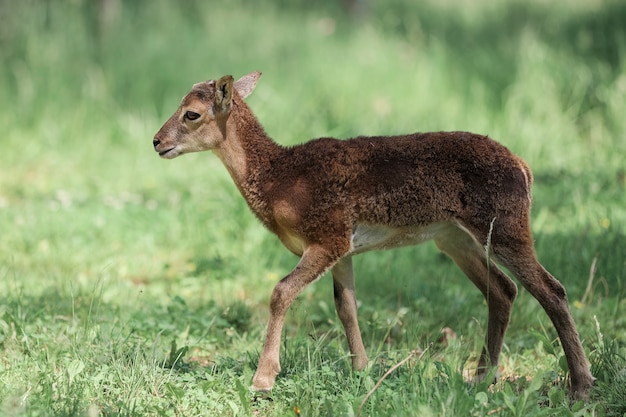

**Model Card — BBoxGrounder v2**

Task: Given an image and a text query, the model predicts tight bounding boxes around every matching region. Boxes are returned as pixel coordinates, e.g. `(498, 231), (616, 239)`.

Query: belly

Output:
(349, 222), (450, 255)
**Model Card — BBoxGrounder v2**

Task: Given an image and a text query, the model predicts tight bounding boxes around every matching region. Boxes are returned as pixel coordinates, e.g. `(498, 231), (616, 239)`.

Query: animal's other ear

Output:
(234, 71), (262, 99)
(214, 75), (234, 115)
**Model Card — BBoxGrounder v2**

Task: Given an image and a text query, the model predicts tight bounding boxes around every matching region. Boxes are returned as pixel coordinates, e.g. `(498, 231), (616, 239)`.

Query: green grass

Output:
(1, 0), (625, 415)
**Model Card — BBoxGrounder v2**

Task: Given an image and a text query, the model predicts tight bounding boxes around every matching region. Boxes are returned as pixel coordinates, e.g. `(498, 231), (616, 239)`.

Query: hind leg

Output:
(435, 224), (518, 382)
(493, 242), (594, 399)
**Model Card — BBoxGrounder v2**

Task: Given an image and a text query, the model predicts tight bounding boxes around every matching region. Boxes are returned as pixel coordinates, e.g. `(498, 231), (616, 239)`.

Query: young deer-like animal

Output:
(153, 72), (594, 399)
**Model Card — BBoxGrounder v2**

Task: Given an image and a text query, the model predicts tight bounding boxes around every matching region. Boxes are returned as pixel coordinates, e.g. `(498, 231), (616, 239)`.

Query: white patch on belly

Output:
(349, 222), (450, 255)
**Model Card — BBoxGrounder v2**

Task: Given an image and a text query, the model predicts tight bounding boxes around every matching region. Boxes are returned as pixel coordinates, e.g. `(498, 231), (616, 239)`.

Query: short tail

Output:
(518, 159), (534, 205)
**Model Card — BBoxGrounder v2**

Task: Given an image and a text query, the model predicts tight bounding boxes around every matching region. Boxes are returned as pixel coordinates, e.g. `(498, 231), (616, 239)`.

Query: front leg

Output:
(252, 244), (343, 391)
(332, 257), (368, 370)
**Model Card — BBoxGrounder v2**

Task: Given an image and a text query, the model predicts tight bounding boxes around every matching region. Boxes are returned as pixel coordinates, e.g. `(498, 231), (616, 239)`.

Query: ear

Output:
(234, 71), (262, 99)
(214, 75), (234, 114)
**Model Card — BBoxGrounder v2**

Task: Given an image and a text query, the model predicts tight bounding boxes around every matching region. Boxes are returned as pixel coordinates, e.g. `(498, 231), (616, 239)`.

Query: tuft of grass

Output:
(590, 317), (626, 416)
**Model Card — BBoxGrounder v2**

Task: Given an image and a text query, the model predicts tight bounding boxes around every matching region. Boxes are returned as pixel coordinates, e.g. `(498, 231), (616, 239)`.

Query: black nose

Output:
(153, 138), (160, 148)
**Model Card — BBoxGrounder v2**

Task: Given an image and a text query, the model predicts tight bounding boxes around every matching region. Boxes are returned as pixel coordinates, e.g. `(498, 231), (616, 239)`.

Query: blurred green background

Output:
(1, 0), (625, 415)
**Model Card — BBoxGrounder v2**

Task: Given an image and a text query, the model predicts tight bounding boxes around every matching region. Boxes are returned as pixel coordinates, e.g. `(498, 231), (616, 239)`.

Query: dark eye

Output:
(185, 111), (200, 121)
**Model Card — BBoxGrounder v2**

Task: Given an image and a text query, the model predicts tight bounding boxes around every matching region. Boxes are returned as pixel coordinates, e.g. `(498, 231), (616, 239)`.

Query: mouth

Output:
(158, 147), (176, 157)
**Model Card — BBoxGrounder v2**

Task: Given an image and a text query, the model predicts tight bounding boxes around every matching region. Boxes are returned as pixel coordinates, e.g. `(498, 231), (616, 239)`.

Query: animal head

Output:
(153, 71), (261, 158)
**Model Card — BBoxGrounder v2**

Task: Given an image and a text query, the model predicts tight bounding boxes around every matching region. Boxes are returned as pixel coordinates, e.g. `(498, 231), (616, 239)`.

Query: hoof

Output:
(252, 372), (277, 392)
(571, 377), (595, 401)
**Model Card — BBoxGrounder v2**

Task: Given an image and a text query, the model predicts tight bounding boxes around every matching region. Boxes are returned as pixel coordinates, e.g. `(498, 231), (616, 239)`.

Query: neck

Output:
(213, 95), (281, 180)
(212, 95), (282, 219)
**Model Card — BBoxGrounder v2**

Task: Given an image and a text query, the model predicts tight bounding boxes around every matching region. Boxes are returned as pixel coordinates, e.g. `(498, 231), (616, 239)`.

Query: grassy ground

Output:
(1, 0), (625, 415)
